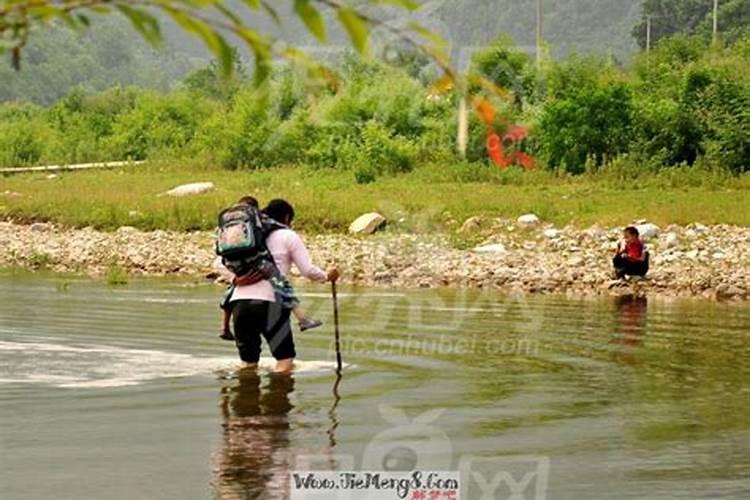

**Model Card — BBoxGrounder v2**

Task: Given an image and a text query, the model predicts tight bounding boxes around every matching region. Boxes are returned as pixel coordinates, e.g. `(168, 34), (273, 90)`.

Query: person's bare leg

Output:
(294, 305), (323, 332)
(219, 309), (235, 340)
(274, 358), (294, 373)
(291, 306), (305, 321)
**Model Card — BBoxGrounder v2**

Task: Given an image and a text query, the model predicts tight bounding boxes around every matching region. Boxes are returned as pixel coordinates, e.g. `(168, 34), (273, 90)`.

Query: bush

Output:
(470, 35), (536, 106)
(0, 118), (51, 167)
(107, 91), (213, 161)
(537, 79), (634, 173)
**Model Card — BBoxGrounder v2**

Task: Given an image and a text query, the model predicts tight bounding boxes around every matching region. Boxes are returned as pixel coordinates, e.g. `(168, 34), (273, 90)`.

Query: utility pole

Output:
(646, 15), (652, 54)
(536, 0), (543, 69)
(712, 0), (719, 45)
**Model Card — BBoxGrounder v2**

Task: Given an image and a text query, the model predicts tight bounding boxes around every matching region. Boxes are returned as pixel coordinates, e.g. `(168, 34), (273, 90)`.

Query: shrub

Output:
(107, 91), (212, 161)
(537, 80), (634, 173)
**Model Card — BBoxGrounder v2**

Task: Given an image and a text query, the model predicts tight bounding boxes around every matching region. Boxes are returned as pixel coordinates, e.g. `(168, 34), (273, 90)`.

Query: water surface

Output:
(1, 272), (749, 499)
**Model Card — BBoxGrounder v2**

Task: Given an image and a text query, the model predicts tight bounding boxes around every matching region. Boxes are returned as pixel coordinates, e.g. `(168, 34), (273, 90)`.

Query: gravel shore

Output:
(1, 220), (748, 300)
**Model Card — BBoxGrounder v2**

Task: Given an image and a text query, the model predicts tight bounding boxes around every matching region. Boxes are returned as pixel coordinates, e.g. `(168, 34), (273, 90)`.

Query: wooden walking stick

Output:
(331, 280), (342, 373)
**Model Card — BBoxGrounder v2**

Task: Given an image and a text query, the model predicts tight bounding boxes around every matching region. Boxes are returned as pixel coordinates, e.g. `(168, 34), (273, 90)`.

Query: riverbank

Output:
(1, 220), (747, 300)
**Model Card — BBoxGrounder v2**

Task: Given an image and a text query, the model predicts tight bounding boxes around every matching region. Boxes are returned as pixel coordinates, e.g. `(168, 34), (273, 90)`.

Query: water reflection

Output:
(212, 371), (295, 499)
(611, 295), (648, 365)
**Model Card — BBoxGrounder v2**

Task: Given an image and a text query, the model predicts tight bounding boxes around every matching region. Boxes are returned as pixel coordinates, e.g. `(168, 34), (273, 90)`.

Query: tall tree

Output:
(632, 0), (713, 48)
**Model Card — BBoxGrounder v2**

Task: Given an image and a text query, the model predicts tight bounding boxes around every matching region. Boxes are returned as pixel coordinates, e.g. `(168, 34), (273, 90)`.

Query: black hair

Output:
(237, 196), (259, 208)
(264, 199), (295, 225)
(624, 226), (640, 237)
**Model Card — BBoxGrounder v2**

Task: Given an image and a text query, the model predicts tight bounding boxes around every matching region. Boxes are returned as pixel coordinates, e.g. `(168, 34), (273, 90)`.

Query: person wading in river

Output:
(227, 199), (339, 373)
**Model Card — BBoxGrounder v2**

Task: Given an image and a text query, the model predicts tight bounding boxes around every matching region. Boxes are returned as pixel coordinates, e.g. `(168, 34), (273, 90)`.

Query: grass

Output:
(1, 161), (749, 233)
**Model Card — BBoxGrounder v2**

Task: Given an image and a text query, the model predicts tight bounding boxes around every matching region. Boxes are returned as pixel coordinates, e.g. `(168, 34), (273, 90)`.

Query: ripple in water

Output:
(0, 337), (343, 388)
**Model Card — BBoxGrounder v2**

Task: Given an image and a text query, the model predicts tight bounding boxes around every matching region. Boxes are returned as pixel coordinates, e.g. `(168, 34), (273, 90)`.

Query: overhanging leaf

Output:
(337, 7), (368, 56)
(166, 8), (233, 76)
(294, 0), (326, 42)
(116, 5), (161, 46)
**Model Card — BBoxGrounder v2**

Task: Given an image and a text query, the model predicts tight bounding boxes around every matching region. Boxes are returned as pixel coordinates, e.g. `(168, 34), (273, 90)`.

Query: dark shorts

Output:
(613, 254), (649, 277)
(231, 299), (295, 363)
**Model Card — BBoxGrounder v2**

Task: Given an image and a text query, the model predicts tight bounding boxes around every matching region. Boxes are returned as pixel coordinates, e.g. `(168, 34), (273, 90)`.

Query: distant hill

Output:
(2, 0), (645, 103)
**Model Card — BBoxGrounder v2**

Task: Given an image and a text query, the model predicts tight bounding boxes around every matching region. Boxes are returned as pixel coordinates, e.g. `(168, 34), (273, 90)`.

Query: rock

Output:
(46, 174), (58, 180)
(473, 243), (507, 254)
(693, 223), (708, 233)
(543, 228), (560, 239)
(663, 232), (679, 248)
(635, 223), (660, 241)
(30, 222), (50, 232)
(685, 229), (698, 239)
(116, 226), (138, 234)
(686, 250), (699, 259)
(523, 241), (537, 250)
(128, 210), (140, 217)
(164, 182), (215, 197)
(517, 214), (540, 227)
(712, 252), (725, 260)
(349, 212), (386, 235)
(459, 216), (483, 233)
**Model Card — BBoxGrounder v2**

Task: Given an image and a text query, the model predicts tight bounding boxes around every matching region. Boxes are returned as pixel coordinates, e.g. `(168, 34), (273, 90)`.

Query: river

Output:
(1, 271), (748, 499)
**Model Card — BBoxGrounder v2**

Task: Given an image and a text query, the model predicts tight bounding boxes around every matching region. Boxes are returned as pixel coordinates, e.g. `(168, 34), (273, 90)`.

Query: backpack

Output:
(215, 204), (286, 276)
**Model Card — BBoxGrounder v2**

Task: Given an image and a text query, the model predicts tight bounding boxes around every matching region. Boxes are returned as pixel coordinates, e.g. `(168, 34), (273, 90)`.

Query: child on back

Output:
(217, 196), (322, 341)
(612, 226), (649, 279)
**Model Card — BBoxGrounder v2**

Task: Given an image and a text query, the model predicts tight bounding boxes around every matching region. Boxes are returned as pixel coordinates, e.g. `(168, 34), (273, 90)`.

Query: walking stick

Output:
(331, 280), (342, 373)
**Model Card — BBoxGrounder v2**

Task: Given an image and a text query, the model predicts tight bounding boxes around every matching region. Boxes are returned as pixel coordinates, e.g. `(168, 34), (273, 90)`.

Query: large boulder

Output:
(164, 182), (215, 197)
(349, 212), (386, 235)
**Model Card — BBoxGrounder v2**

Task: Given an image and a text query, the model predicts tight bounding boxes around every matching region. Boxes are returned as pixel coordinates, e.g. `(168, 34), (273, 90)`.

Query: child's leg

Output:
(291, 305), (305, 321)
(218, 285), (236, 340)
(222, 308), (232, 333)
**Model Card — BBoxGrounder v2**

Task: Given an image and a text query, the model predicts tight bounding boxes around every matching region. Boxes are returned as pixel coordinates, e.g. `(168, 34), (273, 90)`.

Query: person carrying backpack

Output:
(216, 198), (339, 373)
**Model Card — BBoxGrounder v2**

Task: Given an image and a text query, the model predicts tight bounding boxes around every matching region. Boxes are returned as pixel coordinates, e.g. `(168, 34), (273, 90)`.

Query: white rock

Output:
(694, 223), (708, 233)
(635, 223), (660, 241)
(30, 222), (50, 232)
(164, 182), (215, 197)
(349, 212), (386, 235)
(517, 214), (540, 226)
(685, 229), (698, 239)
(663, 232), (679, 248)
(543, 228), (560, 239)
(473, 243), (507, 254)
(128, 210), (140, 217)
(46, 174), (58, 180)
(712, 252), (725, 260)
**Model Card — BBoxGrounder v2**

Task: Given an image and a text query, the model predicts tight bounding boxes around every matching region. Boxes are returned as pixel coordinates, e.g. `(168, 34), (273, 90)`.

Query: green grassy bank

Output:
(2, 162), (749, 234)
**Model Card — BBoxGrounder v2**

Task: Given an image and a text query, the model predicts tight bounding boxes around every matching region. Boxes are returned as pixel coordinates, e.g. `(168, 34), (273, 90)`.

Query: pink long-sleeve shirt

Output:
(229, 228), (327, 303)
